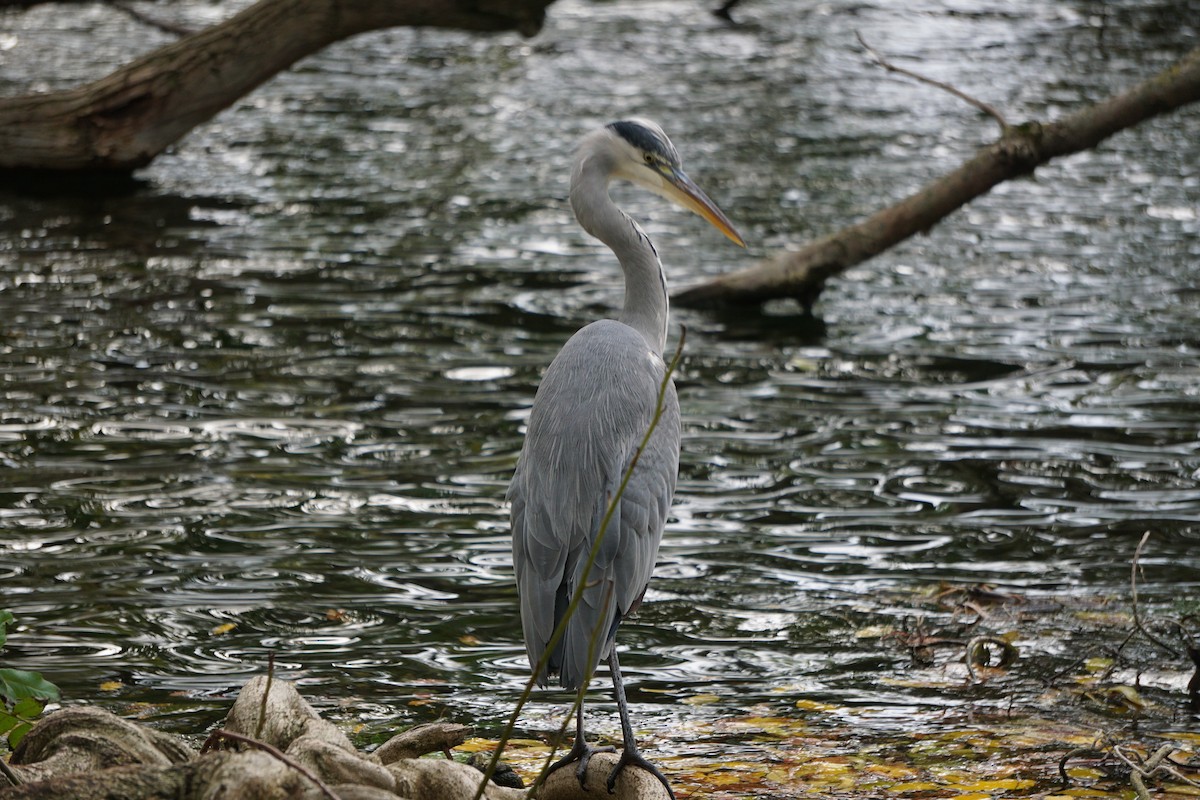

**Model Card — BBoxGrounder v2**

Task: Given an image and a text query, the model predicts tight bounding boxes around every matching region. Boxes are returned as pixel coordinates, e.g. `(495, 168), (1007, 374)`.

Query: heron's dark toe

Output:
(546, 737), (615, 788)
(606, 748), (675, 800)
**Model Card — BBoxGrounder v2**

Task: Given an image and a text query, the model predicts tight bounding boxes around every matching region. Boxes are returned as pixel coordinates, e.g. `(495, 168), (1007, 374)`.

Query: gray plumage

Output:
(511, 317), (680, 688)
(508, 119), (743, 795)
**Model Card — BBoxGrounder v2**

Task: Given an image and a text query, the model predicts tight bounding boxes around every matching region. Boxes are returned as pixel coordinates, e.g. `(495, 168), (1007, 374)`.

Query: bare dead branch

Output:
(675, 45), (1200, 312)
(856, 31), (1008, 131)
(1111, 742), (1200, 799)
(1130, 531), (1181, 656)
(109, 1), (196, 36)
(0, 0), (556, 172)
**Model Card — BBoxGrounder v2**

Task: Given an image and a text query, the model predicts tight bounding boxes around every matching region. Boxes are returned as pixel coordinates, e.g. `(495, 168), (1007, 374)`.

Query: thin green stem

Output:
(0, 756), (22, 787)
(527, 583), (612, 799)
(255, 651), (275, 741)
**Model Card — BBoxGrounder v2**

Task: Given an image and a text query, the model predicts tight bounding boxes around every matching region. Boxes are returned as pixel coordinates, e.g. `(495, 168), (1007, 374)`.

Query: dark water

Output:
(2, 0), (1199, 758)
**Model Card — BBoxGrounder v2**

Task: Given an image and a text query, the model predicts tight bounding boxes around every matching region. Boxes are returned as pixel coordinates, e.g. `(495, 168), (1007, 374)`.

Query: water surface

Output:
(2, 0), (1199, 781)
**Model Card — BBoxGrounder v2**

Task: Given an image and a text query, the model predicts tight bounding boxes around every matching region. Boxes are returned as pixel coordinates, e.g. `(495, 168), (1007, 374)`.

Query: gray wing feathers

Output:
(509, 320), (680, 690)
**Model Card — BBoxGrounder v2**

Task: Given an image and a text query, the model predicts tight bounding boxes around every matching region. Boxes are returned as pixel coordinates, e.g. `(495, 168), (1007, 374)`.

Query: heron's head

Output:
(602, 118), (746, 247)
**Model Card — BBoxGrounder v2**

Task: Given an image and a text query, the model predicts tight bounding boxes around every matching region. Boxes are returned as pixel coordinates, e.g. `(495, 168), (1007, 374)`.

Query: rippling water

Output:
(2, 0), (1199, 762)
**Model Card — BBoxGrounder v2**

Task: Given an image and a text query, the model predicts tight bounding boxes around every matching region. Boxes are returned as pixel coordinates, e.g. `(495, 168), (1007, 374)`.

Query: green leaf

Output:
(11, 696), (43, 719)
(0, 710), (19, 736)
(0, 668), (60, 706)
(7, 720), (32, 749)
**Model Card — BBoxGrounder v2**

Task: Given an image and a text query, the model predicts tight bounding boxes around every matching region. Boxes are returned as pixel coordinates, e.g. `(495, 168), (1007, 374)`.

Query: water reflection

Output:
(2, 0), (1199, 760)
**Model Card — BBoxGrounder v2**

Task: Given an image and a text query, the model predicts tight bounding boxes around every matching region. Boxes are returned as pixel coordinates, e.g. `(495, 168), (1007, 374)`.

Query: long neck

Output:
(570, 150), (669, 355)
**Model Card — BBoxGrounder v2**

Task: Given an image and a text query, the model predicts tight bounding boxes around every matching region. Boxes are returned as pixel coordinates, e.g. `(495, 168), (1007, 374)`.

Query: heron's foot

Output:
(606, 747), (675, 800)
(546, 736), (615, 788)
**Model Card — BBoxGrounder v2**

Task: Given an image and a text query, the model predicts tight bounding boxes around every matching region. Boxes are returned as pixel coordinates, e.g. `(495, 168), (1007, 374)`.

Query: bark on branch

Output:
(673, 45), (1200, 313)
(0, 0), (555, 173)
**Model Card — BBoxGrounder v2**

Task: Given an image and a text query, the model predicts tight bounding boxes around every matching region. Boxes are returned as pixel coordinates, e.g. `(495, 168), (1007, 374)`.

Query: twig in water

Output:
(963, 635), (1018, 682)
(1111, 742), (1200, 800)
(855, 31), (1009, 132)
(1058, 746), (1107, 788)
(1130, 531), (1180, 657)
(109, 1), (195, 36)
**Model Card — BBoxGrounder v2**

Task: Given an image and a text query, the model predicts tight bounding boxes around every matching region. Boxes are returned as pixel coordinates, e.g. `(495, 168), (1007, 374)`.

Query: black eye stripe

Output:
(608, 120), (678, 166)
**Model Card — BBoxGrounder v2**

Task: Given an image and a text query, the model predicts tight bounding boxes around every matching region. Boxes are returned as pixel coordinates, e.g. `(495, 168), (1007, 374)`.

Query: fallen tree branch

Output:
(674, 44), (1200, 313)
(0, 0), (555, 173)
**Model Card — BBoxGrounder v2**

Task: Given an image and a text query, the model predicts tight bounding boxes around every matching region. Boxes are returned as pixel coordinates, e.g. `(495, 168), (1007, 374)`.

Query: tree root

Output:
(0, 676), (667, 800)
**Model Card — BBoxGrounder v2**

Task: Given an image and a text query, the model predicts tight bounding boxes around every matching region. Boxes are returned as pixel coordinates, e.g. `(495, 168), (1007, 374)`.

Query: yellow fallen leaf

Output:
(458, 634), (481, 646)
(879, 677), (958, 689)
(1161, 731), (1200, 745)
(211, 622), (237, 636)
(864, 764), (919, 780)
(682, 693), (721, 706)
(707, 770), (766, 787)
(948, 778), (1036, 792)
(890, 781), (942, 792)
(1074, 611), (1132, 625)
(1101, 685), (1147, 710)
(99, 680), (123, 692)
(457, 738), (496, 753)
(854, 625), (895, 639)
(732, 716), (806, 737)
(794, 699), (837, 713)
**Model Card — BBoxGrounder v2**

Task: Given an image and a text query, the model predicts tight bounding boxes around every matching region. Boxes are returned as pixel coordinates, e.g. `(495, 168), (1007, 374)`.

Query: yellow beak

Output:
(646, 165), (747, 248)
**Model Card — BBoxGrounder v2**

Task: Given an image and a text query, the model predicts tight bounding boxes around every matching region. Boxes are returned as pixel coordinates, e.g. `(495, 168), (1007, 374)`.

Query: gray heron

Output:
(509, 119), (744, 797)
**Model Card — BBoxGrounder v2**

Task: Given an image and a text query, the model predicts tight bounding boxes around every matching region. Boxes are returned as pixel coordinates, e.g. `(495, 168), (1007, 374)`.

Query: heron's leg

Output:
(606, 649), (675, 800)
(545, 699), (615, 787)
